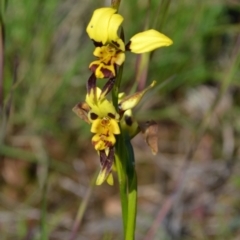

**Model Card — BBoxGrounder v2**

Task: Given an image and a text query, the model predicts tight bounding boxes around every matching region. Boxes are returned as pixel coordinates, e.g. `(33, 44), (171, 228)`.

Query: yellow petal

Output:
(86, 87), (101, 107)
(114, 52), (125, 66)
(92, 139), (107, 151)
(109, 119), (120, 134)
(97, 101), (118, 118)
(91, 119), (103, 133)
(92, 133), (116, 150)
(119, 80), (156, 111)
(108, 13), (124, 47)
(106, 173), (114, 185)
(86, 7), (123, 45)
(94, 62), (116, 79)
(86, 8), (116, 44)
(96, 170), (114, 186)
(129, 29), (173, 54)
(96, 168), (107, 185)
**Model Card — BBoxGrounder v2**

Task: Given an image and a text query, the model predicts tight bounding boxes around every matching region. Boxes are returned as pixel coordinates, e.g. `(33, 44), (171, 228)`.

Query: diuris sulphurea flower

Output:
(73, 81), (156, 185)
(74, 3), (173, 237)
(86, 86), (120, 151)
(86, 7), (173, 79)
(73, 86), (120, 185)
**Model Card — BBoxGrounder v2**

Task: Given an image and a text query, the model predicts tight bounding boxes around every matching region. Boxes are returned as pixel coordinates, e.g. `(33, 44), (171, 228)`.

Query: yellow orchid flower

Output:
(73, 81), (158, 185)
(85, 87), (120, 151)
(86, 7), (173, 79)
(73, 88), (120, 186)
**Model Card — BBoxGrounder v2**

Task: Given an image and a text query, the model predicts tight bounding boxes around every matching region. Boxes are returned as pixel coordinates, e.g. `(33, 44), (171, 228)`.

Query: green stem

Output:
(125, 135), (137, 240)
(113, 60), (130, 238)
(115, 142), (128, 237)
(127, 172), (137, 240)
(110, 1), (138, 236)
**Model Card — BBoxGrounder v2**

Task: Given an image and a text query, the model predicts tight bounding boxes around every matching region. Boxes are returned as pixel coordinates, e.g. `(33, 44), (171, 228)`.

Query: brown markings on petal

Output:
(112, 40), (120, 48)
(101, 68), (114, 78)
(108, 147), (115, 161)
(89, 64), (98, 72)
(105, 141), (113, 148)
(90, 64), (114, 78)
(72, 102), (90, 124)
(99, 147), (115, 180)
(92, 140), (97, 147)
(101, 77), (115, 97)
(99, 150), (107, 165)
(90, 112), (98, 120)
(87, 73), (96, 94)
(101, 118), (110, 126)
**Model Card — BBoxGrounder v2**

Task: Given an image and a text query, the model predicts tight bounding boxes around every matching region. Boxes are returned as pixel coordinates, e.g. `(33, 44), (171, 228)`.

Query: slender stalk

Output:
(125, 137), (137, 240)
(113, 63), (130, 238)
(126, 172), (137, 239)
(115, 144), (128, 236)
(111, 2), (138, 238)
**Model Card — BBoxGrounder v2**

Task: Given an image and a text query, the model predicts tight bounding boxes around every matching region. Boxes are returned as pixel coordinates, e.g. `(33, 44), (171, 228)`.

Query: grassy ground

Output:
(1, 0), (240, 239)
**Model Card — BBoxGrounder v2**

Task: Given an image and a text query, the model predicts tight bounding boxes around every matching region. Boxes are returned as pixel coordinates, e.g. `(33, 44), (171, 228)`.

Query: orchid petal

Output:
(119, 80), (156, 111)
(86, 7), (123, 45)
(128, 29), (173, 54)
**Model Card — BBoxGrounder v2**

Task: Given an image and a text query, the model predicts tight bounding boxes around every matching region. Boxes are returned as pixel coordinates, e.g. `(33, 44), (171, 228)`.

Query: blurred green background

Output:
(1, 0), (240, 239)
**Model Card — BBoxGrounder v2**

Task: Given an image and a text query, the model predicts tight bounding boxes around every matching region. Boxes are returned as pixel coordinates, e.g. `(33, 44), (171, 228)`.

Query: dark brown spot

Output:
(125, 115), (133, 126)
(90, 112), (98, 120)
(108, 113), (115, 118)
(112, 40), (120, 48)
(125, 41), (131, 51)
(93, 40), (103, 47)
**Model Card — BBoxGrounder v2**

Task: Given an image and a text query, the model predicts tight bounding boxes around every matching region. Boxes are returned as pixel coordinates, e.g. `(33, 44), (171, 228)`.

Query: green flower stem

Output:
(127, 172), (137, 239)
(115, 128), (138, 240)
(115, 137), (128, 237)
(112, 62), (128, 237)
(113, 61), (138, 239)
(125, 136), (137, 240)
